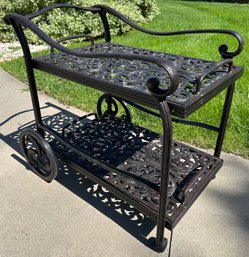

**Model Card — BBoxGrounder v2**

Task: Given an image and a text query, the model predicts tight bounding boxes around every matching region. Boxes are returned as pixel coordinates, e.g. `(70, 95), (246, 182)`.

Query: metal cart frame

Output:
(4, 3), (244, 253)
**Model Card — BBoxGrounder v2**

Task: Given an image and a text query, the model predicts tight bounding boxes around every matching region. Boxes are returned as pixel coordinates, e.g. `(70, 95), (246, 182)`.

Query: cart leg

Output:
(149, 190), (168, 252)
(214, 83), (235, 158)
(149, 102), (172, 252)
(145, 78), (173, 252)
(149, 236), (167, 252)
(11, 22), (44, 136)
(25, 60), (44, 136)
(148, 180), (169, 252)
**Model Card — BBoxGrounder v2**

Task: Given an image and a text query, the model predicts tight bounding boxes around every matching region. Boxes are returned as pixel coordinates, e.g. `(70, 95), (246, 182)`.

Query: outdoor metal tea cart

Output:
(4, 3), (244, 253)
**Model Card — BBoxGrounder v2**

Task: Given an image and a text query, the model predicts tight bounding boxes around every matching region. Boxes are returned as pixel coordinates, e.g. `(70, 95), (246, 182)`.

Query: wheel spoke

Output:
(27, 135), (43, 155)
(97, 93), (131, 121)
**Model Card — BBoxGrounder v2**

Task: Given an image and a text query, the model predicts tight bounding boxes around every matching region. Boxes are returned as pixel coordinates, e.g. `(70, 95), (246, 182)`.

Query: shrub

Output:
(0, 0), (159, 44)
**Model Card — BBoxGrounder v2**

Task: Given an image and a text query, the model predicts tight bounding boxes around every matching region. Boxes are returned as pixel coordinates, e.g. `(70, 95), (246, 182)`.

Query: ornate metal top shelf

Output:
(34, 42), (243, 117)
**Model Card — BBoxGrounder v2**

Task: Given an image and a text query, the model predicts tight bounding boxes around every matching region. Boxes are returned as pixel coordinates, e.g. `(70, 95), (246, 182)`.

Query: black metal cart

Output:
(4, 3), (244, 253)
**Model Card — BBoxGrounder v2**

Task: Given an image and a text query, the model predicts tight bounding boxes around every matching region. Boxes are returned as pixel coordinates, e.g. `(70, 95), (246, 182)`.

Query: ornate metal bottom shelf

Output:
(51, 114), (223, 229)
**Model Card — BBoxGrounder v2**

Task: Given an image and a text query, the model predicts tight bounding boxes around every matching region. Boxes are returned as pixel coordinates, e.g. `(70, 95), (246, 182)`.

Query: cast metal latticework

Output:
(51, 114), (223, 229)
(35, 42), (243, 117)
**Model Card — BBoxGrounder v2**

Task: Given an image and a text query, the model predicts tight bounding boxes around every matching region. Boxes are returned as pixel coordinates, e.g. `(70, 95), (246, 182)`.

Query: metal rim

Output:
(19, 128), (58, 182)
(97, 94), (131, 121)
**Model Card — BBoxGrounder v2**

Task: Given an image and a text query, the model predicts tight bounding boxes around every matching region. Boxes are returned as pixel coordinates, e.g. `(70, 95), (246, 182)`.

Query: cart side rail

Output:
(4, 3), (244, 60)
(4, 12), (181, 97)
(93, 4), (244, 59)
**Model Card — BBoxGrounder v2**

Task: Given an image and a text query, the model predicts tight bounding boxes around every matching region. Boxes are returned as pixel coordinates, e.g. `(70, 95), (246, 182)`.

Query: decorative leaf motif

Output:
(51, 114), (221, 219)
(42, 42), (230, 102)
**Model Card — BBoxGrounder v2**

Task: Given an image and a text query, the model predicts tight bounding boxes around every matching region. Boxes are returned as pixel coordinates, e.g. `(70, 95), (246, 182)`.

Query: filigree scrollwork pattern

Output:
(41, 42), (232, 103)
(51, 115), (221, 220)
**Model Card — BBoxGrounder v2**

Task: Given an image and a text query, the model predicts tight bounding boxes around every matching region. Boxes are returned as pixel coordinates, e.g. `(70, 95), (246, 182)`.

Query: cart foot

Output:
(148, 237), (168, 253)
(19, 128), (58, 182)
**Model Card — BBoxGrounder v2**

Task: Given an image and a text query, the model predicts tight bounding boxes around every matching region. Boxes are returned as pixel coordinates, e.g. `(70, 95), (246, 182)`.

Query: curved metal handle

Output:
(193, 59), (233, 93)
(25, 3), (100, 19)
(50, 33), (94, 54)
(93, 4), (244, 59)
(4, 13), (181, 98)
(4, 3), (244, 59)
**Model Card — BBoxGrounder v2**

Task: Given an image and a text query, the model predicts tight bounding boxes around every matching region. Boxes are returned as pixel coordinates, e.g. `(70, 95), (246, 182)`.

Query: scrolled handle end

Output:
(146, 77), (170, 100)
(219, 44), (230, 58)
(218, 28), (244, 59)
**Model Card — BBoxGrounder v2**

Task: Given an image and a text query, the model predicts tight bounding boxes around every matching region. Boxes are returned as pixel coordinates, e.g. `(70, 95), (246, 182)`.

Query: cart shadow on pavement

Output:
(0, 101), (157, 249)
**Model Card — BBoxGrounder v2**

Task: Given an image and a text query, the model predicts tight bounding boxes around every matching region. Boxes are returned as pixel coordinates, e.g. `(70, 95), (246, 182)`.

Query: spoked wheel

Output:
(19, 129), (58, 182)
(97, 94), (132, 121)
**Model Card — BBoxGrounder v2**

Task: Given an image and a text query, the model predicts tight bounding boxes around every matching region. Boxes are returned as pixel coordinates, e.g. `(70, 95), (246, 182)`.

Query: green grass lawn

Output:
(1, 0), (248, 158)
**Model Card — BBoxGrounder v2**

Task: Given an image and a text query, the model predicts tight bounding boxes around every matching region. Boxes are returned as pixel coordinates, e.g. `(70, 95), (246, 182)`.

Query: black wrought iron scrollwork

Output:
(97, 94), (132, 121)
(3, 3), (236, 253)
(93, 4), (244, 59)
(37, 42), (236, 107)
(4, 3), (244, 60)
(4, 3), (241, 107)
(3, 10), (180, 75)
(19, 129), (58, 182)
(51, 114), (222, 220)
